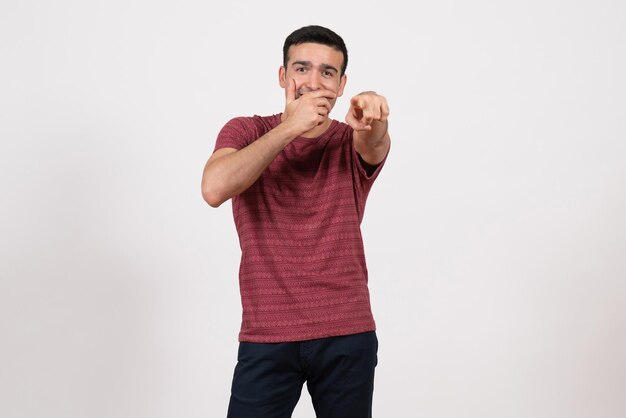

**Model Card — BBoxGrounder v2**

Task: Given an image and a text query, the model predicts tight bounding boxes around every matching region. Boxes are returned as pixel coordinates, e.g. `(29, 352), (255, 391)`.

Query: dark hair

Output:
(283, 25), (348, 76)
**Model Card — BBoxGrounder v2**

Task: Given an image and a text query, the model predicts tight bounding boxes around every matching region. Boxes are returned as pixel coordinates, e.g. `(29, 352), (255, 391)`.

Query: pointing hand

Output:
(345, 91), (389, 132)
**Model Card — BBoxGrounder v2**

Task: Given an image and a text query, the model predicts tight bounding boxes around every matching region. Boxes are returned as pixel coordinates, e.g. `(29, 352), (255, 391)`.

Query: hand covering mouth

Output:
(296, 88), (315, 99)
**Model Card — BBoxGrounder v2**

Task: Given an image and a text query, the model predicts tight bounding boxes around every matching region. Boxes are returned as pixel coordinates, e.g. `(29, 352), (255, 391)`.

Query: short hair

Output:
(283, 25), (348, 76)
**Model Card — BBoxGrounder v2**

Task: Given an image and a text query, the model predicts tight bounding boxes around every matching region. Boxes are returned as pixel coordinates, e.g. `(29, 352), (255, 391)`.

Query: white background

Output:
(1, 1), (625, 417)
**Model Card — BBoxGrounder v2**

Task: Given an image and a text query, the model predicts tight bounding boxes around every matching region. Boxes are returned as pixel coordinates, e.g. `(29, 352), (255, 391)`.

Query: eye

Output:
(323, 70), (334, 77)
(295, 67), (306, 73)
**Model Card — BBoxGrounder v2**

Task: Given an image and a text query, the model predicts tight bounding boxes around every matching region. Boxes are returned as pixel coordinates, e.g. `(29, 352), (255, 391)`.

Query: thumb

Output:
(346, 109), (370, 131)
(286, 78), (296, 103)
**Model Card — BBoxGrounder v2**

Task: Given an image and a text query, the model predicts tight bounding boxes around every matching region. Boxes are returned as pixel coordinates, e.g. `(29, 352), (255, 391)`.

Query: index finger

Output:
(350, 95), (364, 109)
(307, 89), (337, 101)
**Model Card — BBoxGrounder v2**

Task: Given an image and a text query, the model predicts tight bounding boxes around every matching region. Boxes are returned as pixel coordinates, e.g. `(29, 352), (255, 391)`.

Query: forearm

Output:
(353, 120), (390, 165)
(202, 122), (299, 207)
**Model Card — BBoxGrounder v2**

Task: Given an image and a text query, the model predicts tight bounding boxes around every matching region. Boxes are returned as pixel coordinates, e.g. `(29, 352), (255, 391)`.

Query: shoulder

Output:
(217, 114), (281, 143)
(215, 114), (281, 151)
(222, 114), (280, 133)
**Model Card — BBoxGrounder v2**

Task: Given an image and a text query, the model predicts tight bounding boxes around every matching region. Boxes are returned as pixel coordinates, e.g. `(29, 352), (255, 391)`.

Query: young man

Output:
(201, 25), (391, 418)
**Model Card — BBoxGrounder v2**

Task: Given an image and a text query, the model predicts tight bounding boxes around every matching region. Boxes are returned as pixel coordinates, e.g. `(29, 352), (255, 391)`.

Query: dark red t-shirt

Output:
(214, 114), (388, 342)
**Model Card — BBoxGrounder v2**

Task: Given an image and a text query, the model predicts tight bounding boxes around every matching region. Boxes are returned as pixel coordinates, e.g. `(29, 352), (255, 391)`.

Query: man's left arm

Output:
(345, 91), (391, 166)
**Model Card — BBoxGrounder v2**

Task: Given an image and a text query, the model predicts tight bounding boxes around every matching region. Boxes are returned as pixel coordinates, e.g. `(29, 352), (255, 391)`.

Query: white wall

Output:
(1, 1), (625, 417)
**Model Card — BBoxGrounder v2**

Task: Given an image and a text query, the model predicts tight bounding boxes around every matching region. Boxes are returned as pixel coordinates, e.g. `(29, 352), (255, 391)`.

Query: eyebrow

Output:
(292, 61), (339, 73)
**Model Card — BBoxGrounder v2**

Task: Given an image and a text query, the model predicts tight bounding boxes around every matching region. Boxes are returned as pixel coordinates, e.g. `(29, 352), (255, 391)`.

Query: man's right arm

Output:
(201, 82), (336, 208)
(201, 122), (300, 208)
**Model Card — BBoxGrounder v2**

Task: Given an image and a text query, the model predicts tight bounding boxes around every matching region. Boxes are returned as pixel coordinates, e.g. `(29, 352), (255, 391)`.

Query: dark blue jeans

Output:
(227, 331), (378, 418)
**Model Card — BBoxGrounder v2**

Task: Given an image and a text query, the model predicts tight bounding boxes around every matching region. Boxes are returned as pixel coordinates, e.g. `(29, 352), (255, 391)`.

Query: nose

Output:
(307, 71), (322, 90)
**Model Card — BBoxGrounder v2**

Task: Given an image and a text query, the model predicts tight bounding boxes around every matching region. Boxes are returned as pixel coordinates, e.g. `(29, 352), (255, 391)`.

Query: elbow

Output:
(202, 189), (224, 208)
(201, 183), (226, 208)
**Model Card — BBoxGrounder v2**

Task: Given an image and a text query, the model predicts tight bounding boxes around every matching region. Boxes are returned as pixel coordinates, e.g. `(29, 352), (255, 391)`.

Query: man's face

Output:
(279, 42), (347, 109)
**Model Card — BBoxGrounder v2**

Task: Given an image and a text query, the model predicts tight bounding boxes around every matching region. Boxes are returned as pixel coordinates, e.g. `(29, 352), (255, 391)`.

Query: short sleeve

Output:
(213, 117), (260, 152)
(351, 136), (389, 186)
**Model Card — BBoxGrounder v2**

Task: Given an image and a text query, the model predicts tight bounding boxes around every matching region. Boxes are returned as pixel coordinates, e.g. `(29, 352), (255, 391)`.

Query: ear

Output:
(337, 73), (347, 97)
(279, 66), (287, 88)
